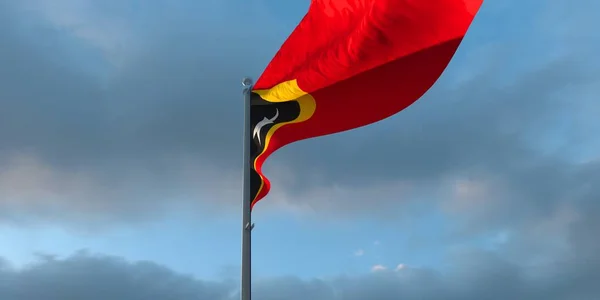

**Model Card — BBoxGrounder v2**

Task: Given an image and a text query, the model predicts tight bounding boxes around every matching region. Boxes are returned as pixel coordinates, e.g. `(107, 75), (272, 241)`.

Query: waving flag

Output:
(249, 0), (483, 208)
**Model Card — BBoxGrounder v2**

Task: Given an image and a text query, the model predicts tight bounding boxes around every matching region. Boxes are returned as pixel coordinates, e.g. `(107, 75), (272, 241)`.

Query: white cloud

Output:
(371, 264), (386, 272)
(354, 249), (364, 257)
(395, 264), (406, 271)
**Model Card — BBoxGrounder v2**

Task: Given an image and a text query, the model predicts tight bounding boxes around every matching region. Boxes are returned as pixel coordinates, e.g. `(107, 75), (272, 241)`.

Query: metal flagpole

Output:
(241, 77), (254, 300)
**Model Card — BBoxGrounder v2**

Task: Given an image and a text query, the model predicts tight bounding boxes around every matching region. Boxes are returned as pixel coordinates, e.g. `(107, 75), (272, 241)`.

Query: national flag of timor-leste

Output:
(249, 0), (483, 209)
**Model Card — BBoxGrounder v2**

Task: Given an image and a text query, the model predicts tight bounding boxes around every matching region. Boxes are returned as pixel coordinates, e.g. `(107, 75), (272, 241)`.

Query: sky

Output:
(0, 0), (599, 299)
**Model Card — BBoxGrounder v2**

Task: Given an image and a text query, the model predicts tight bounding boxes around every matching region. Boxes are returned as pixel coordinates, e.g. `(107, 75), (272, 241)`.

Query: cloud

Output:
(0, 153), (241, 227)
(353, 249), (364, 257)
(2, 0), (599, 298)
(370, 264), (386, 272)
(0, 251), (234, 300)
(0, 0), (599, 233)
(1, 238), (600, 300)
(0, 0), (289, 225)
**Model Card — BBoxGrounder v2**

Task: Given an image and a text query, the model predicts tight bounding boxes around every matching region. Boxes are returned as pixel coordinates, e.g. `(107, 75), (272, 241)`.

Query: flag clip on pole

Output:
(241, 77), (254, 300)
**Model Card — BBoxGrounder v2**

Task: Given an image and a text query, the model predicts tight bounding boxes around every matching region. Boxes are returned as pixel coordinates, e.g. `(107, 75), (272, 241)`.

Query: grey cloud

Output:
(0, 251), (234, 300)
(270, 54), (599, 231)
(1, 233), (600, 300)
(0, 0), (288, 223)
(0, 0), (282, 171)
(0, 0), (599, 229)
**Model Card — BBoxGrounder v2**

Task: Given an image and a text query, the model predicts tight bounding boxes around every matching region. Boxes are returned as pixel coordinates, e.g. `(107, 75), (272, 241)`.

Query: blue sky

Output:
(1, 0), (599, 299)
(0, 192), (451, 279)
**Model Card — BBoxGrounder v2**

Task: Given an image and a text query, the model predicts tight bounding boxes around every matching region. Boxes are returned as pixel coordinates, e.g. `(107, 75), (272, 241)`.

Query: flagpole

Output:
(241, 77), (254, 300)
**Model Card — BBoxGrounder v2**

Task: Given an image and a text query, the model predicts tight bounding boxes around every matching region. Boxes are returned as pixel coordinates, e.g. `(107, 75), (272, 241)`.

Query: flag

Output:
(249, 0), (483, 208)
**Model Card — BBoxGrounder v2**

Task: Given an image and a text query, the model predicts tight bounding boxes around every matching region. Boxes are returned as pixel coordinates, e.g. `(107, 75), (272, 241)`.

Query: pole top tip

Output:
(242, 77), (253, 87)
